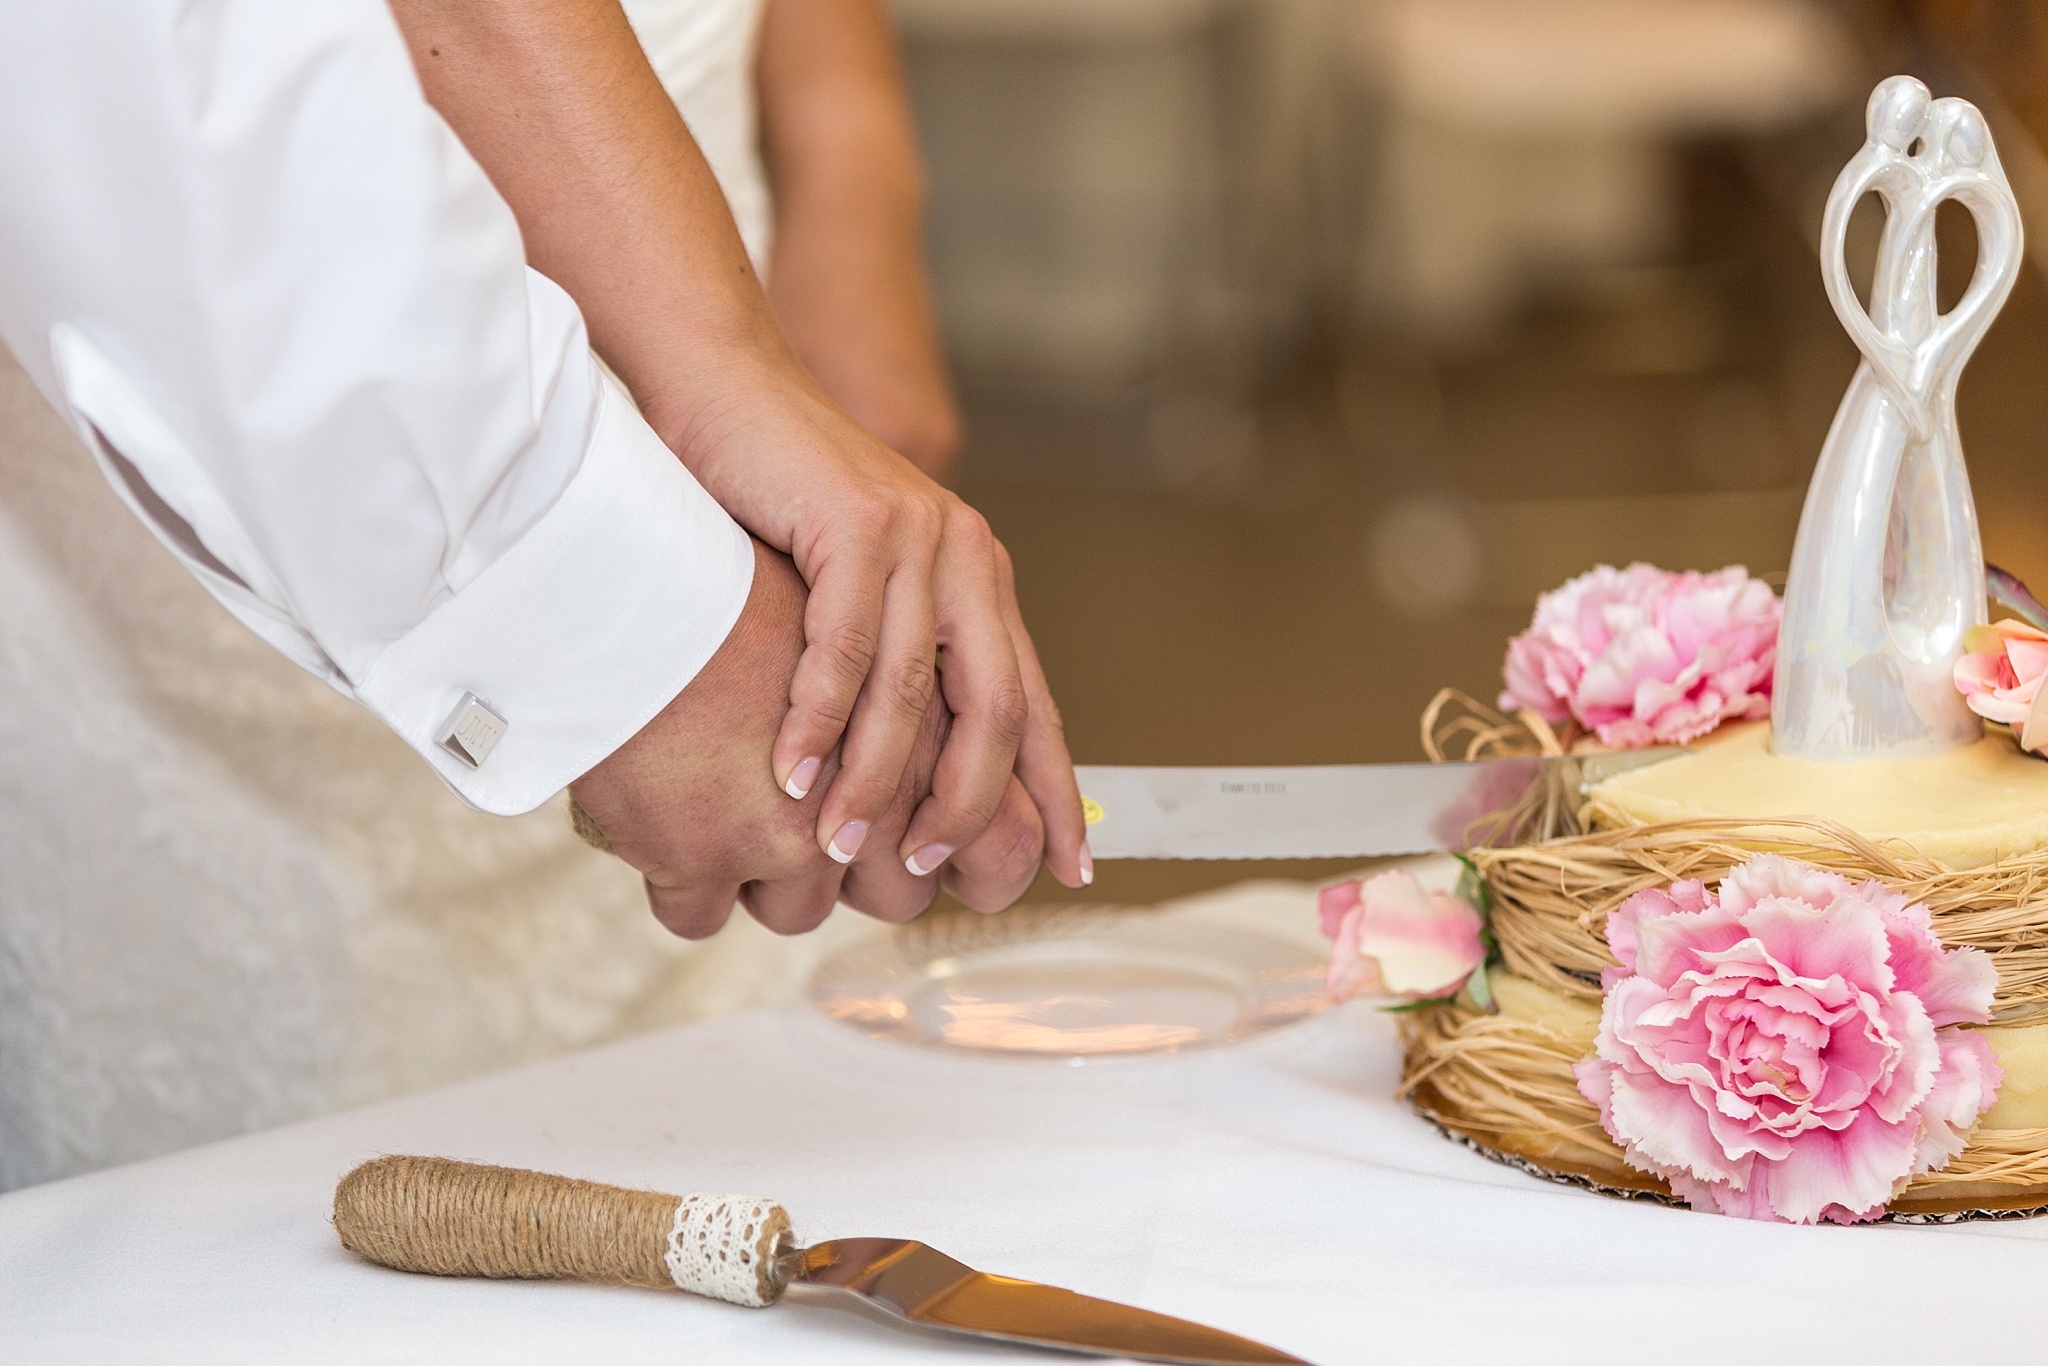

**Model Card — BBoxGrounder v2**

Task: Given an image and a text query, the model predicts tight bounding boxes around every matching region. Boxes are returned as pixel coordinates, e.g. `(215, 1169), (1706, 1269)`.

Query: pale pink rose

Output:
(1574, 855), (2001, 1224)
(1319, 870), (1486, 1003)
(1954, 620), (2048, 748)
(1499, 563), (1780, 748)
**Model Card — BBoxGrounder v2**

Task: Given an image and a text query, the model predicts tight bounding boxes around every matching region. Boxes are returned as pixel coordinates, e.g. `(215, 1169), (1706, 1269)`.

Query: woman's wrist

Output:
(766, 194), (958, 474)
(630, 342), (817, 476)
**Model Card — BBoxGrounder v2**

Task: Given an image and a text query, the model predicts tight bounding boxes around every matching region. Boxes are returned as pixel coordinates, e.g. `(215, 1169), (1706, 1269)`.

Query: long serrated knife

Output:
(1074, 750), (1681, 859)
(335, 1157), (1307, 1365)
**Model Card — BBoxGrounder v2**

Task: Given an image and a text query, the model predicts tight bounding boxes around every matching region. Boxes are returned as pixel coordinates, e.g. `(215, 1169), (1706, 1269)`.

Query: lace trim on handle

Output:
(663, 1193), (791, 1307)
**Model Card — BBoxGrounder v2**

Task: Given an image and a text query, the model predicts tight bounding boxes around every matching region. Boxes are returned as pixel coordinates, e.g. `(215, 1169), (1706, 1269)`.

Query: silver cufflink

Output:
(436, 692), (507, 768)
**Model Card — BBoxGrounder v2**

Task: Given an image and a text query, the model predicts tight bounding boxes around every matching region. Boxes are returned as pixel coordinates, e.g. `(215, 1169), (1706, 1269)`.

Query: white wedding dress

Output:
(0, 0), (855, 1192)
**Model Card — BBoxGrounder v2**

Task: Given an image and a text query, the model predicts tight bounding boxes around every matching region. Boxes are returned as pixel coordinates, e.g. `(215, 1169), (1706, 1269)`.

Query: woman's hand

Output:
(571, 541), (1053, 939)
(649, 353), (1086, 889)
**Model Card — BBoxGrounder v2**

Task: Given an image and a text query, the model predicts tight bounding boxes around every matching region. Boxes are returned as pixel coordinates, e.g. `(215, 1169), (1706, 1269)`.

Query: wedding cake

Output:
(1436, 717), (2048, 1221)
(1325, 77), (2048, 1224)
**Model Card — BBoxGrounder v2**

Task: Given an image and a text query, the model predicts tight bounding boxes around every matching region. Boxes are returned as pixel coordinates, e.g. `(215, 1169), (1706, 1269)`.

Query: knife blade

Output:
(792, 1237), (1306, 1364)
(1074, 750), (1681, 860)
(334, 1157), (1310, 1366)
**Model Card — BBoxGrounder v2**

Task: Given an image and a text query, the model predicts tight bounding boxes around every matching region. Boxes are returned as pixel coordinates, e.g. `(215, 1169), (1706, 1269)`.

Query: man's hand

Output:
(390, 0), (1089, 891)
(570, 541), (1049, 938)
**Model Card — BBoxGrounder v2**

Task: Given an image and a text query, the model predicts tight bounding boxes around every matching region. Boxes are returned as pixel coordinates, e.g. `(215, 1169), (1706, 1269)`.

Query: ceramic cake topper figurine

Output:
(1773, 75), (2023, 759)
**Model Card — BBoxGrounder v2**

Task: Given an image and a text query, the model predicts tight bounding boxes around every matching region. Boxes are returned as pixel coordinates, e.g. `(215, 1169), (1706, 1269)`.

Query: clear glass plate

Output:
(809, 904), (1331, 1058)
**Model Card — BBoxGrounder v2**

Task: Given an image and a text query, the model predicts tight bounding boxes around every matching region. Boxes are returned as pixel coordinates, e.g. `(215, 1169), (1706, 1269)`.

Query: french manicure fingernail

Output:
(1079, 841), (1095, 887)
(784, 756), (821, 800)
(826, 820), (869, 864)
(905, 843), (953, 877)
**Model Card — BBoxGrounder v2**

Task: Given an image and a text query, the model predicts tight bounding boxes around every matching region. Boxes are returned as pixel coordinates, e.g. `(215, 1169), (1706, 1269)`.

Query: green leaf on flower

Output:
(1466, 960), (1497, 1014)
(1453, 851), (1498, 952)
(1452, 852), (1492, 916)
(1379, 995), (1460, 1014)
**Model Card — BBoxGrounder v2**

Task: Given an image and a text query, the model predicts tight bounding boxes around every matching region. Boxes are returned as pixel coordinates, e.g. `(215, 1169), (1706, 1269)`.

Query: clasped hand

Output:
(659, 355), (1086, 890)
(572, 539), (1064, 937)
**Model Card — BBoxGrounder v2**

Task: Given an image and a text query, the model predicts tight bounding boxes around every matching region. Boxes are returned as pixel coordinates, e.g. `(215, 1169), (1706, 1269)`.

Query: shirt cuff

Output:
(354, 367), (754, 814)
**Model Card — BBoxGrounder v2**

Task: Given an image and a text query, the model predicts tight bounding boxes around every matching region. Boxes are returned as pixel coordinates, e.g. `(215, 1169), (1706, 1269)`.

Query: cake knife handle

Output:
(333, 1155), (793, 1307)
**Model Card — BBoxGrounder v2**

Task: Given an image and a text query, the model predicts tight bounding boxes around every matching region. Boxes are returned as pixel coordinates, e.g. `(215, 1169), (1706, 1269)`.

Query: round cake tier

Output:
(1400, 718), (2048, 1221)
(1403, 970), (2048, 1220)
(1589, 720), (2048, 869)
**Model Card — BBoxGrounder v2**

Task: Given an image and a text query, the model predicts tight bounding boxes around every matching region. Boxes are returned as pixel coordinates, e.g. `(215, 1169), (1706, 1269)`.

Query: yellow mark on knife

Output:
(1081, 797), (1104, 825)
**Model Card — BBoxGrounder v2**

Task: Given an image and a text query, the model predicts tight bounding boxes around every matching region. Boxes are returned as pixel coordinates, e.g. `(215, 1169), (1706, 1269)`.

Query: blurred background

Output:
(902, 0), (2048, 903)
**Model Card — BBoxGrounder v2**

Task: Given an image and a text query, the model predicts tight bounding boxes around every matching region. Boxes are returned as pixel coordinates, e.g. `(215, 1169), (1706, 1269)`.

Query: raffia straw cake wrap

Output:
(1402, 704), (2048, 1221)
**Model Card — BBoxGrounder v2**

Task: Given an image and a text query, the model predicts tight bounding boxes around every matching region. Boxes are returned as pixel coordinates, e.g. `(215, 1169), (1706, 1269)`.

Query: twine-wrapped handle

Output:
(333, 1156), (794, 1307)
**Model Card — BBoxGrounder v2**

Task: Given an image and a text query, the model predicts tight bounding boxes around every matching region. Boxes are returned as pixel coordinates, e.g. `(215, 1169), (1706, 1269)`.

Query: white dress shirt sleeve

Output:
(0, 1), (754, 814)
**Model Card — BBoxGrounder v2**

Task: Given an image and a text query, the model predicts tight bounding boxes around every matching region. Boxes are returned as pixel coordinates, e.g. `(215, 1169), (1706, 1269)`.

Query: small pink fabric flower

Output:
(1319, 870), (1486, 1003)
(1574, 855), (2001, 1224)
(1499, 563), (1780, 748)
(1954, 619), (2048, 751)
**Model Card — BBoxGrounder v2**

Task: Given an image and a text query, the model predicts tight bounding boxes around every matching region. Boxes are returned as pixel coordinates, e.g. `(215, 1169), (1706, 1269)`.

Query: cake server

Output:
(1076, 750), (1681, 860)
(334, 1156), (1309, 1366)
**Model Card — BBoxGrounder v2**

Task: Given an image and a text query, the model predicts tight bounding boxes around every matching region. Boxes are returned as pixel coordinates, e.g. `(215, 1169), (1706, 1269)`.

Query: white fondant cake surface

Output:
(1590, 721), (2048, 869)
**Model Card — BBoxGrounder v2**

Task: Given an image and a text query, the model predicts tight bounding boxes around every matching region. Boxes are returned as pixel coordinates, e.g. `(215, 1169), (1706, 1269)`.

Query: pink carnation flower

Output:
(1500, 563), (1780, 748)
(1319, 870), (1485, 1004)
(1574, 855), (2001, 1224)
(1954, 619), (2048, 752)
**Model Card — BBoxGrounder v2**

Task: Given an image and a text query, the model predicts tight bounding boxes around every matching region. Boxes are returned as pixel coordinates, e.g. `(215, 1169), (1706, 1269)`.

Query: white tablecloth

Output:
(8, 881), (2048, 1366)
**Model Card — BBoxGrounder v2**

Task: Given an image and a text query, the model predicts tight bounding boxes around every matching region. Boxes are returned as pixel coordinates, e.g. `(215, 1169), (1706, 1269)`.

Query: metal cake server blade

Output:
(792, 1237), (1308, 1365)
(1075, 750), (1682, 860)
